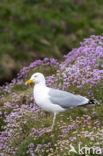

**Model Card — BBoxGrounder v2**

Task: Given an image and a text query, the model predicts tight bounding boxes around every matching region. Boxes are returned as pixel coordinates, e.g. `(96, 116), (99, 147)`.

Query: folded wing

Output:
(48, 88), (89, 108)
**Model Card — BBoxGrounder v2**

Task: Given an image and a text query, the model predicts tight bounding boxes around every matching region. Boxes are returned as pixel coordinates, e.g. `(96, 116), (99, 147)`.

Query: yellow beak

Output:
(25, 80), (33, 85)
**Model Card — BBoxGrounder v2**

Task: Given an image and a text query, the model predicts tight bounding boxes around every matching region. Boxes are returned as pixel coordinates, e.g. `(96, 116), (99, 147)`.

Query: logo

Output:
(69, 144), (102, 155)
(69, 144), (77, 153)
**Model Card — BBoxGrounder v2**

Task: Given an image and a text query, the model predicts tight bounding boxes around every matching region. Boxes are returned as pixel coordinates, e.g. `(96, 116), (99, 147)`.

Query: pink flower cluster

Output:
(0, 35), (103, 155)
(56, 35), (103, 89)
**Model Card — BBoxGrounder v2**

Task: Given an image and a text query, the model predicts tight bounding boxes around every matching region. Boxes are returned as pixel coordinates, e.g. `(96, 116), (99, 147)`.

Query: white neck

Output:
(34, 81), (46, 87)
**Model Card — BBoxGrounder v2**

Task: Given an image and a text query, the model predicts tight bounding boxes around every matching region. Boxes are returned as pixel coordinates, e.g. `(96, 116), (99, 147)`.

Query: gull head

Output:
(25, 72), (45, 85)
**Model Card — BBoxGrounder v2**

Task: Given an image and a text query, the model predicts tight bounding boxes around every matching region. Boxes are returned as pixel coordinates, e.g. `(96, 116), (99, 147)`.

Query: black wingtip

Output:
(88, 99), (100, 105)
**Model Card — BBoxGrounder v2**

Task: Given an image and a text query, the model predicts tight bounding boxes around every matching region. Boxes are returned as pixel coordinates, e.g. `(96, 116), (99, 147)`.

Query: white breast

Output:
(33, 84), (65, 113)
(34, 84), (49, 107)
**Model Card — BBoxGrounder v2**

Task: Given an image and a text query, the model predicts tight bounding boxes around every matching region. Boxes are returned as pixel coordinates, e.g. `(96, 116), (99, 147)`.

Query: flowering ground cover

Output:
(0, 35), (103, 155)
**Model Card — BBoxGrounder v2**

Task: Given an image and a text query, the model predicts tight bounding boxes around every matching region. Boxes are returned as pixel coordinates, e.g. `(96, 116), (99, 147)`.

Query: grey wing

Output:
(48, 88), (89, 108)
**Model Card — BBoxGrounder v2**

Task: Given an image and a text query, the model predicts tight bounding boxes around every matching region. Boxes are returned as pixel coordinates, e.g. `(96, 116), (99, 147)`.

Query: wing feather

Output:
(48, 88), (89, 108)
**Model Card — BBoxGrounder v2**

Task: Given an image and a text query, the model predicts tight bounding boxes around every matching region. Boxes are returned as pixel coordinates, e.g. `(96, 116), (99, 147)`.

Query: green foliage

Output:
(11, 84), (27, 91)
(0, 90), (8, 96)
(15, 136), (34, 156)
(0, 111), (6, 131)
(92, 80), (103, 103)
(1, 0), (103, 83)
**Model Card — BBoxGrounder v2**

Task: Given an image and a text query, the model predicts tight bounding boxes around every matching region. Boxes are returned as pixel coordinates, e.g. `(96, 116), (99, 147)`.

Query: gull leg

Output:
(51, 113), (56, 130)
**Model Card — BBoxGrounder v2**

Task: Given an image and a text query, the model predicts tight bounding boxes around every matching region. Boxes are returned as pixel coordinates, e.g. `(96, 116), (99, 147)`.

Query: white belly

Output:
(33, 85), (65, 113)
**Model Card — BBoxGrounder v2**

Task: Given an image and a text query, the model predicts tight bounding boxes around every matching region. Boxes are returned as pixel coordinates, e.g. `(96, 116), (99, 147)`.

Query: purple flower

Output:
(29, 143), (35, 148)
(84, 108), (87, 112)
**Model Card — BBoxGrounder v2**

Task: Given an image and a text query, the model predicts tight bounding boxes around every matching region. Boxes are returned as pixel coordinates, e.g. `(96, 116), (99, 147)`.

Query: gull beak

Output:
(25, 80), (33, 85)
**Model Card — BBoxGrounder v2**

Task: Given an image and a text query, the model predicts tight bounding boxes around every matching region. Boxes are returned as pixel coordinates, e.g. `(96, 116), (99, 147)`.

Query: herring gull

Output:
(25, 72), (96, 130)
